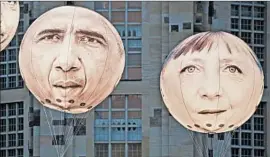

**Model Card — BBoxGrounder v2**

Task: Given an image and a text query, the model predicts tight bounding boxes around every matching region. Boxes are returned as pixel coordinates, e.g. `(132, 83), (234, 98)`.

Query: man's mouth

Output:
(198, 109), (226, 115)
(53, 80), (83, 89)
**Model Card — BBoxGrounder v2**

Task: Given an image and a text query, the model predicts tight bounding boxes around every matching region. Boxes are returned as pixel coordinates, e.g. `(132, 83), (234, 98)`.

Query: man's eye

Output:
(79, 36), (102, 45)
(7, 1), (16, 5)
(180, 65), (199, 74)
(225, 65), (243, 74)
(40, 34), (61, 43)
(4, 1), (17, 9)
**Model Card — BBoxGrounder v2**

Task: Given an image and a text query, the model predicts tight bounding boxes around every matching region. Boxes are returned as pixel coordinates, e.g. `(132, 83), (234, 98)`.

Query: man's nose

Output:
(54, 44), (81, 72)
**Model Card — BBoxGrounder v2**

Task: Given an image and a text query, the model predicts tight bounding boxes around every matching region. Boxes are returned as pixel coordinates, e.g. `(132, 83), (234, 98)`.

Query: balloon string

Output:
(43, 106), (60, 157)
(187, 131), (204, 157)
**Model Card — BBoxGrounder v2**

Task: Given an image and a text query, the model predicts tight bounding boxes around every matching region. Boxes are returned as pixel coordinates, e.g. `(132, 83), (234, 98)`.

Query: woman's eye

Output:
(180, 65), (198, 74)
(225, 65), (242, 74)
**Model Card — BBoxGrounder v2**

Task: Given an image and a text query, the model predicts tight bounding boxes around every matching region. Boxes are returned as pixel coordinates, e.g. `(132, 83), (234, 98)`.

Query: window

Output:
(183, 22), (191, 29)
(8, 118), (16, 131)
(0, 64), (7, 75)
(18, 34), (24, 45)
(8, 76), (16, 88)
(8, 149), (15, 157)
(95, 144), (108, 157)
(171, 25), (179, 32)
(8, 49), (17, 61)
(8, 103), (16, 116)
(254, 149), (264, 157)
(208, 149), (213, 157)
(9, 37), (16, 47)
(231, 148), (239, 157)
(241, 6), (252, 17)
(254, 7), (264, 18)
(241, 32), (251, 44)
(18, 102), (23, 115)
(8, 134), (16, 147)
(231, 5), (239, 16)
(128, 143), (141, 157)
(17, 149), (23, 157)
(0, 105), (6, 117)
(112, 143), (125, 157)
(241, 19), (251, 30)
(52, 135), (65, 145)
(18, 21), (24, 32)
(17, 133), (23, 146)
(254, 47), (264, 60)
(73, 118), (86, 136)
(0, 77), (7, 89)
(112, 11), (125, 23)
(241, 148), (251, 157)
(95, 2), (109, 10)
(255, 102), (265, 115)
(0, 50), (6, 62)
(241, 133), (251, 146)
(112, 95), (125, 109)
(0, 119), (6, 132)
(254, 133), (264, 147)
(8, 63), (16, 75)
(230, 31), (239, 37)
(254, 20), (264, 31)
(128, 1), (141, 10)
(231, 18), (239, 29)
(128, 12), (141, 23)
(128, 25), (141, 37)
(254, 33), (264, 45)
(231, 132), (239, 145)
(0, 135), (6, 147)
(112, 1), (125, 10)
(241, 119), (251, 130)
(218, 133), (224, 140)
(0, 150), (6, 157)
(18, 118), (23, 131)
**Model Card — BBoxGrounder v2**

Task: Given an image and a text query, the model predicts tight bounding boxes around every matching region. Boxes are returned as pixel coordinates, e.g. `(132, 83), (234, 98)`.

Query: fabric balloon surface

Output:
(160, 31), (264, 133)
(19, 6), (125, 114)
(0, 1), (20, 51)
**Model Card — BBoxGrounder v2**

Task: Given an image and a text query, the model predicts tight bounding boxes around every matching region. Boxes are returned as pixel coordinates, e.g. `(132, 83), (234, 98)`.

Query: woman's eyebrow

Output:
(220, 58), (245, 65)
(185, 58), (205, 64)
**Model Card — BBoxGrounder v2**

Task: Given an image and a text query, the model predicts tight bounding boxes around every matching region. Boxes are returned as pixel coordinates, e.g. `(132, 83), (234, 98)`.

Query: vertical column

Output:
(265, 2), (270, 157)
(32, 95), (40, 157)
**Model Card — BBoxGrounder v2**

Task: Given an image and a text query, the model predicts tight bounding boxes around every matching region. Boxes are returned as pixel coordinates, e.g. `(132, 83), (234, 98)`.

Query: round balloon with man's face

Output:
(160, 32), (264, 133)
(0, 1), (20, 51)
(19, 6), (125, 114)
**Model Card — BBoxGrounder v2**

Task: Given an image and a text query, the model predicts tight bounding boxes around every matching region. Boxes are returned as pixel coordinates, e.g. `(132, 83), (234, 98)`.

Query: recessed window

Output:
(171, 25), (179, 32)
(183, 22), (191, 29)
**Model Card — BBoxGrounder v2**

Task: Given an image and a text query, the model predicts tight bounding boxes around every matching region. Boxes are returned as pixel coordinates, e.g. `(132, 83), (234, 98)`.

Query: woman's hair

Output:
(166, 31), (263, 72)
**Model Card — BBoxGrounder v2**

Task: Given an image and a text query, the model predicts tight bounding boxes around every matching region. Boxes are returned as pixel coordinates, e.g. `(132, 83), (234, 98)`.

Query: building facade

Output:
(0, 1), (269, 157)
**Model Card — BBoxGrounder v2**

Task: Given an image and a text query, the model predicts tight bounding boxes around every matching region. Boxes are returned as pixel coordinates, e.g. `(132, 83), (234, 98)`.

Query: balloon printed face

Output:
(19, 6), (125, 114)
(0, 1), (20, 51)
(160, 32), (264, 133)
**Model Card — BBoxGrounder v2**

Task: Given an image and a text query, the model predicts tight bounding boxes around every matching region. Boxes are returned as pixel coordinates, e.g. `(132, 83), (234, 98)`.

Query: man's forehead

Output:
(34, 11), (107, 33)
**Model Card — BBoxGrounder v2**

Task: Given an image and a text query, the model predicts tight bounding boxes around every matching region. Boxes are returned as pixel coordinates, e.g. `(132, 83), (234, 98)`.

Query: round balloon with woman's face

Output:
(0, 1), (20, 51)
(160, 31), (264, 133)
(19, 6), (125, 114)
